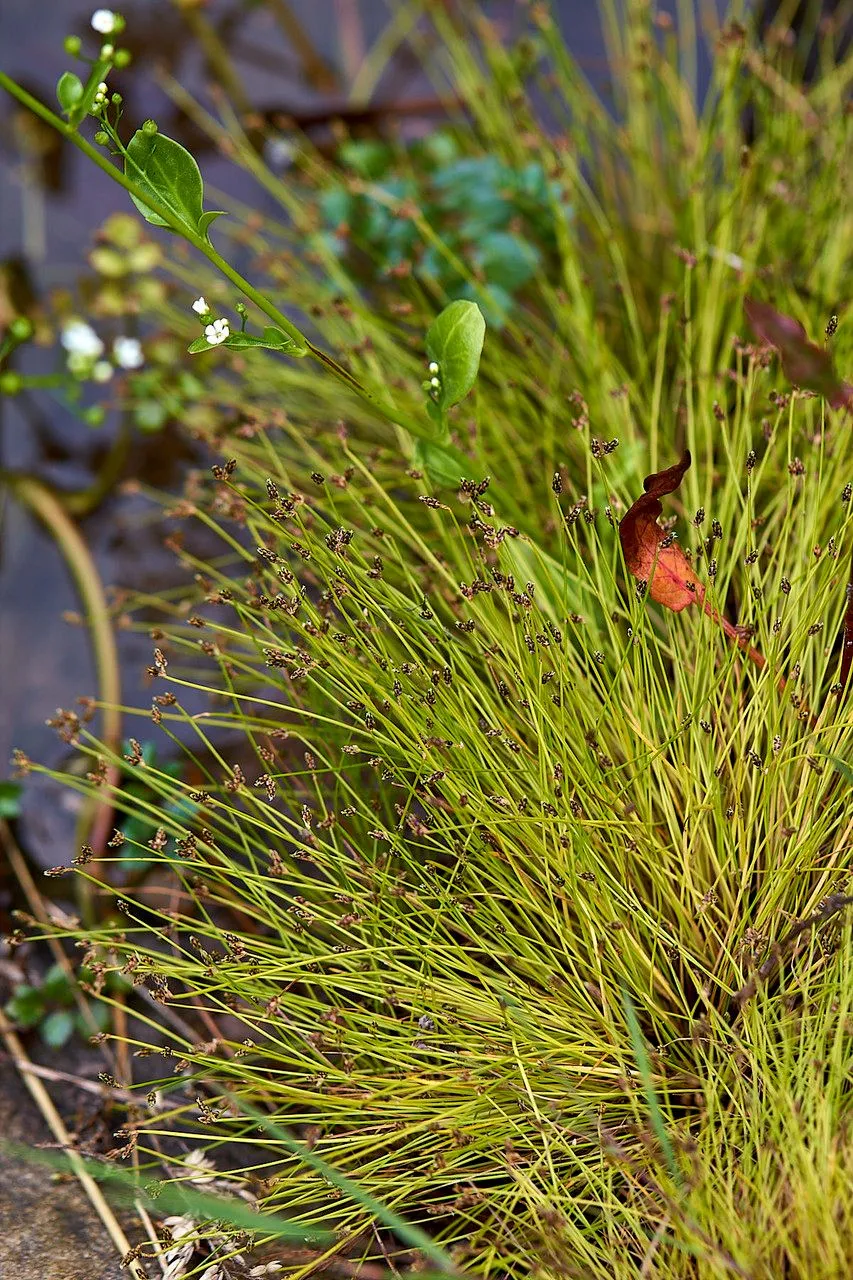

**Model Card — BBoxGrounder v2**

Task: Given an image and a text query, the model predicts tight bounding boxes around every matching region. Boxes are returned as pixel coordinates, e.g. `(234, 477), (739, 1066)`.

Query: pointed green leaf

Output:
(425, 300), (486, 412)
(256, 326), (307, 355)
(198, 209), (227, 240)
(188, 328), (308, 357)
(413, 439), (476, 489)
(56, 72), (84, 115)
(124, 130), (205, 234)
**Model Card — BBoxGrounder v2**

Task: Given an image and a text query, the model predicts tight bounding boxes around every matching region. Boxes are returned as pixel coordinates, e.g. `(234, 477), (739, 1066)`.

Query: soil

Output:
(0, 1049), (133, 1279)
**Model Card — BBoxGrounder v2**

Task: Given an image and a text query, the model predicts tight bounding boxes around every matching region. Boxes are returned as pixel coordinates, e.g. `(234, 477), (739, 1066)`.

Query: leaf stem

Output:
(0, 73), (434, 444)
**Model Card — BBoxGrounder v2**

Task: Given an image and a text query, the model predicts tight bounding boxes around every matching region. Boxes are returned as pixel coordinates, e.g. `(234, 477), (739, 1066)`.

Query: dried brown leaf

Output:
(745, 298), (852, 411)
(619, 451), (703, 612)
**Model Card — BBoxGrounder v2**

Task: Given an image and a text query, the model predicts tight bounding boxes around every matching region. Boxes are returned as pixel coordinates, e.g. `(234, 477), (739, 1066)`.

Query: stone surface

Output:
(0, 1055), (131, 1280)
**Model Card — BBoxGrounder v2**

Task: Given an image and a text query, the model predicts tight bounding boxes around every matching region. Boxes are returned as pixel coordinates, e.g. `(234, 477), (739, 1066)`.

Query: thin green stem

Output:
(0, 73), (435, 445)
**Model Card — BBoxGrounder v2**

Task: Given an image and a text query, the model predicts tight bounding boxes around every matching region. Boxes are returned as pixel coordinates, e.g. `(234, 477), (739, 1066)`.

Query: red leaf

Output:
(621, 452), (777, 686)
(745, 298), (853, 412)
(619, 452), (703, 613)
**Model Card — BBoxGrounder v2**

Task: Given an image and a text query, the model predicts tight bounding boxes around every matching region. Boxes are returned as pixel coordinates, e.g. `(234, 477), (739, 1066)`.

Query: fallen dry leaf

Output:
(621, 452), (769, 675)
(619, 451), (702, 612)
(745, 298), (853, 412)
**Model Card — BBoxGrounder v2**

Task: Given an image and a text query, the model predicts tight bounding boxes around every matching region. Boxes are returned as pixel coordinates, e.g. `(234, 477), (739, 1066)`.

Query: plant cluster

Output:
(2, 2), (853, 1277)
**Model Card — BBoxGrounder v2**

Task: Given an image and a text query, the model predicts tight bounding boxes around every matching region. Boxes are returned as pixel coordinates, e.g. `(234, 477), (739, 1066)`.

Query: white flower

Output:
(184, 1148), (217, 1183)
(191, 296), (209, 315)
(91, 9), (117, 33)
(61, 319), (104, 359)
(113, 336), (143, 369)
(92, 360), (114, 383)
(204, 318), (230, 346)
(429, 376), (440, 388)
(428, 361), (439, 374)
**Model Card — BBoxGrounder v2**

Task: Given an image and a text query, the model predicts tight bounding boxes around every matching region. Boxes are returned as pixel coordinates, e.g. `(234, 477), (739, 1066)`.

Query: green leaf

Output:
(2, 1139), (333, 1247)
(56, 72), (84, 115)
(456, 281), (513, 330)
(188, 328), (307, 357)
(621, 988), (683, 1188)
(124, 130), (205, 234)
(133, 399), (169, 432)
(75, 1001), (110, 1036)
(413, 440), (477, 490)
(474, 231), (540, 292)
(198, 210), (227, 241)
(39, 1009), (75, 1049)
(41, 962), (74, 1004)
(337, 139), (393, 180)
(425, 300), (486, 413)
(0, 780), (21, 818)
(4, 986), (44, 1029)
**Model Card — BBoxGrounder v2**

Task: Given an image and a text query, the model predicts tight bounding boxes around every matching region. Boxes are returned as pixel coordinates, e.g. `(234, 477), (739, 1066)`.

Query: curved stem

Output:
(3, 472), (121, 882)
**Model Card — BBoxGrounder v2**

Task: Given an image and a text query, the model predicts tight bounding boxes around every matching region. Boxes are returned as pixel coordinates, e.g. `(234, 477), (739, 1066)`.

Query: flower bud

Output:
(64, 35), (82, 56)
(9, 316), (34, 342)
(142, 118), (158, 135)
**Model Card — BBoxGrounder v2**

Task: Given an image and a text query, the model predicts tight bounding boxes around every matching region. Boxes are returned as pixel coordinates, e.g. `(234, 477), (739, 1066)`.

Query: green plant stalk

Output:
(0, 373), (66, 390)
(224, 1091), (459, 1273)
(621, 989), (683, 1190)
(0, 73), (436, 447)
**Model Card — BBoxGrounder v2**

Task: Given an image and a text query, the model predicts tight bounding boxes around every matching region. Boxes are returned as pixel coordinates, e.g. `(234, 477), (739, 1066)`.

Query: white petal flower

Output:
(91, 9), (117, 34)
(92, 360), (114, 383)
(113, 336), (143, 369)
(204, 318), (230, 346)
(191, 296), (209, 315)
(61, 319), (104, 359)
(428, 361), (439, 374)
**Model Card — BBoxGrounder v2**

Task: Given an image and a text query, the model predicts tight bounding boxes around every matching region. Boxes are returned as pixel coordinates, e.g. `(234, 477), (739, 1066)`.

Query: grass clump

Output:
(4, 2), (853, 1276)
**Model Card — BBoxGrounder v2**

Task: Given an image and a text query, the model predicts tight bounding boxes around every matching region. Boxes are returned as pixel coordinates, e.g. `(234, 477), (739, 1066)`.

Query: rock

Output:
(0, 1055), (137, 1279)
